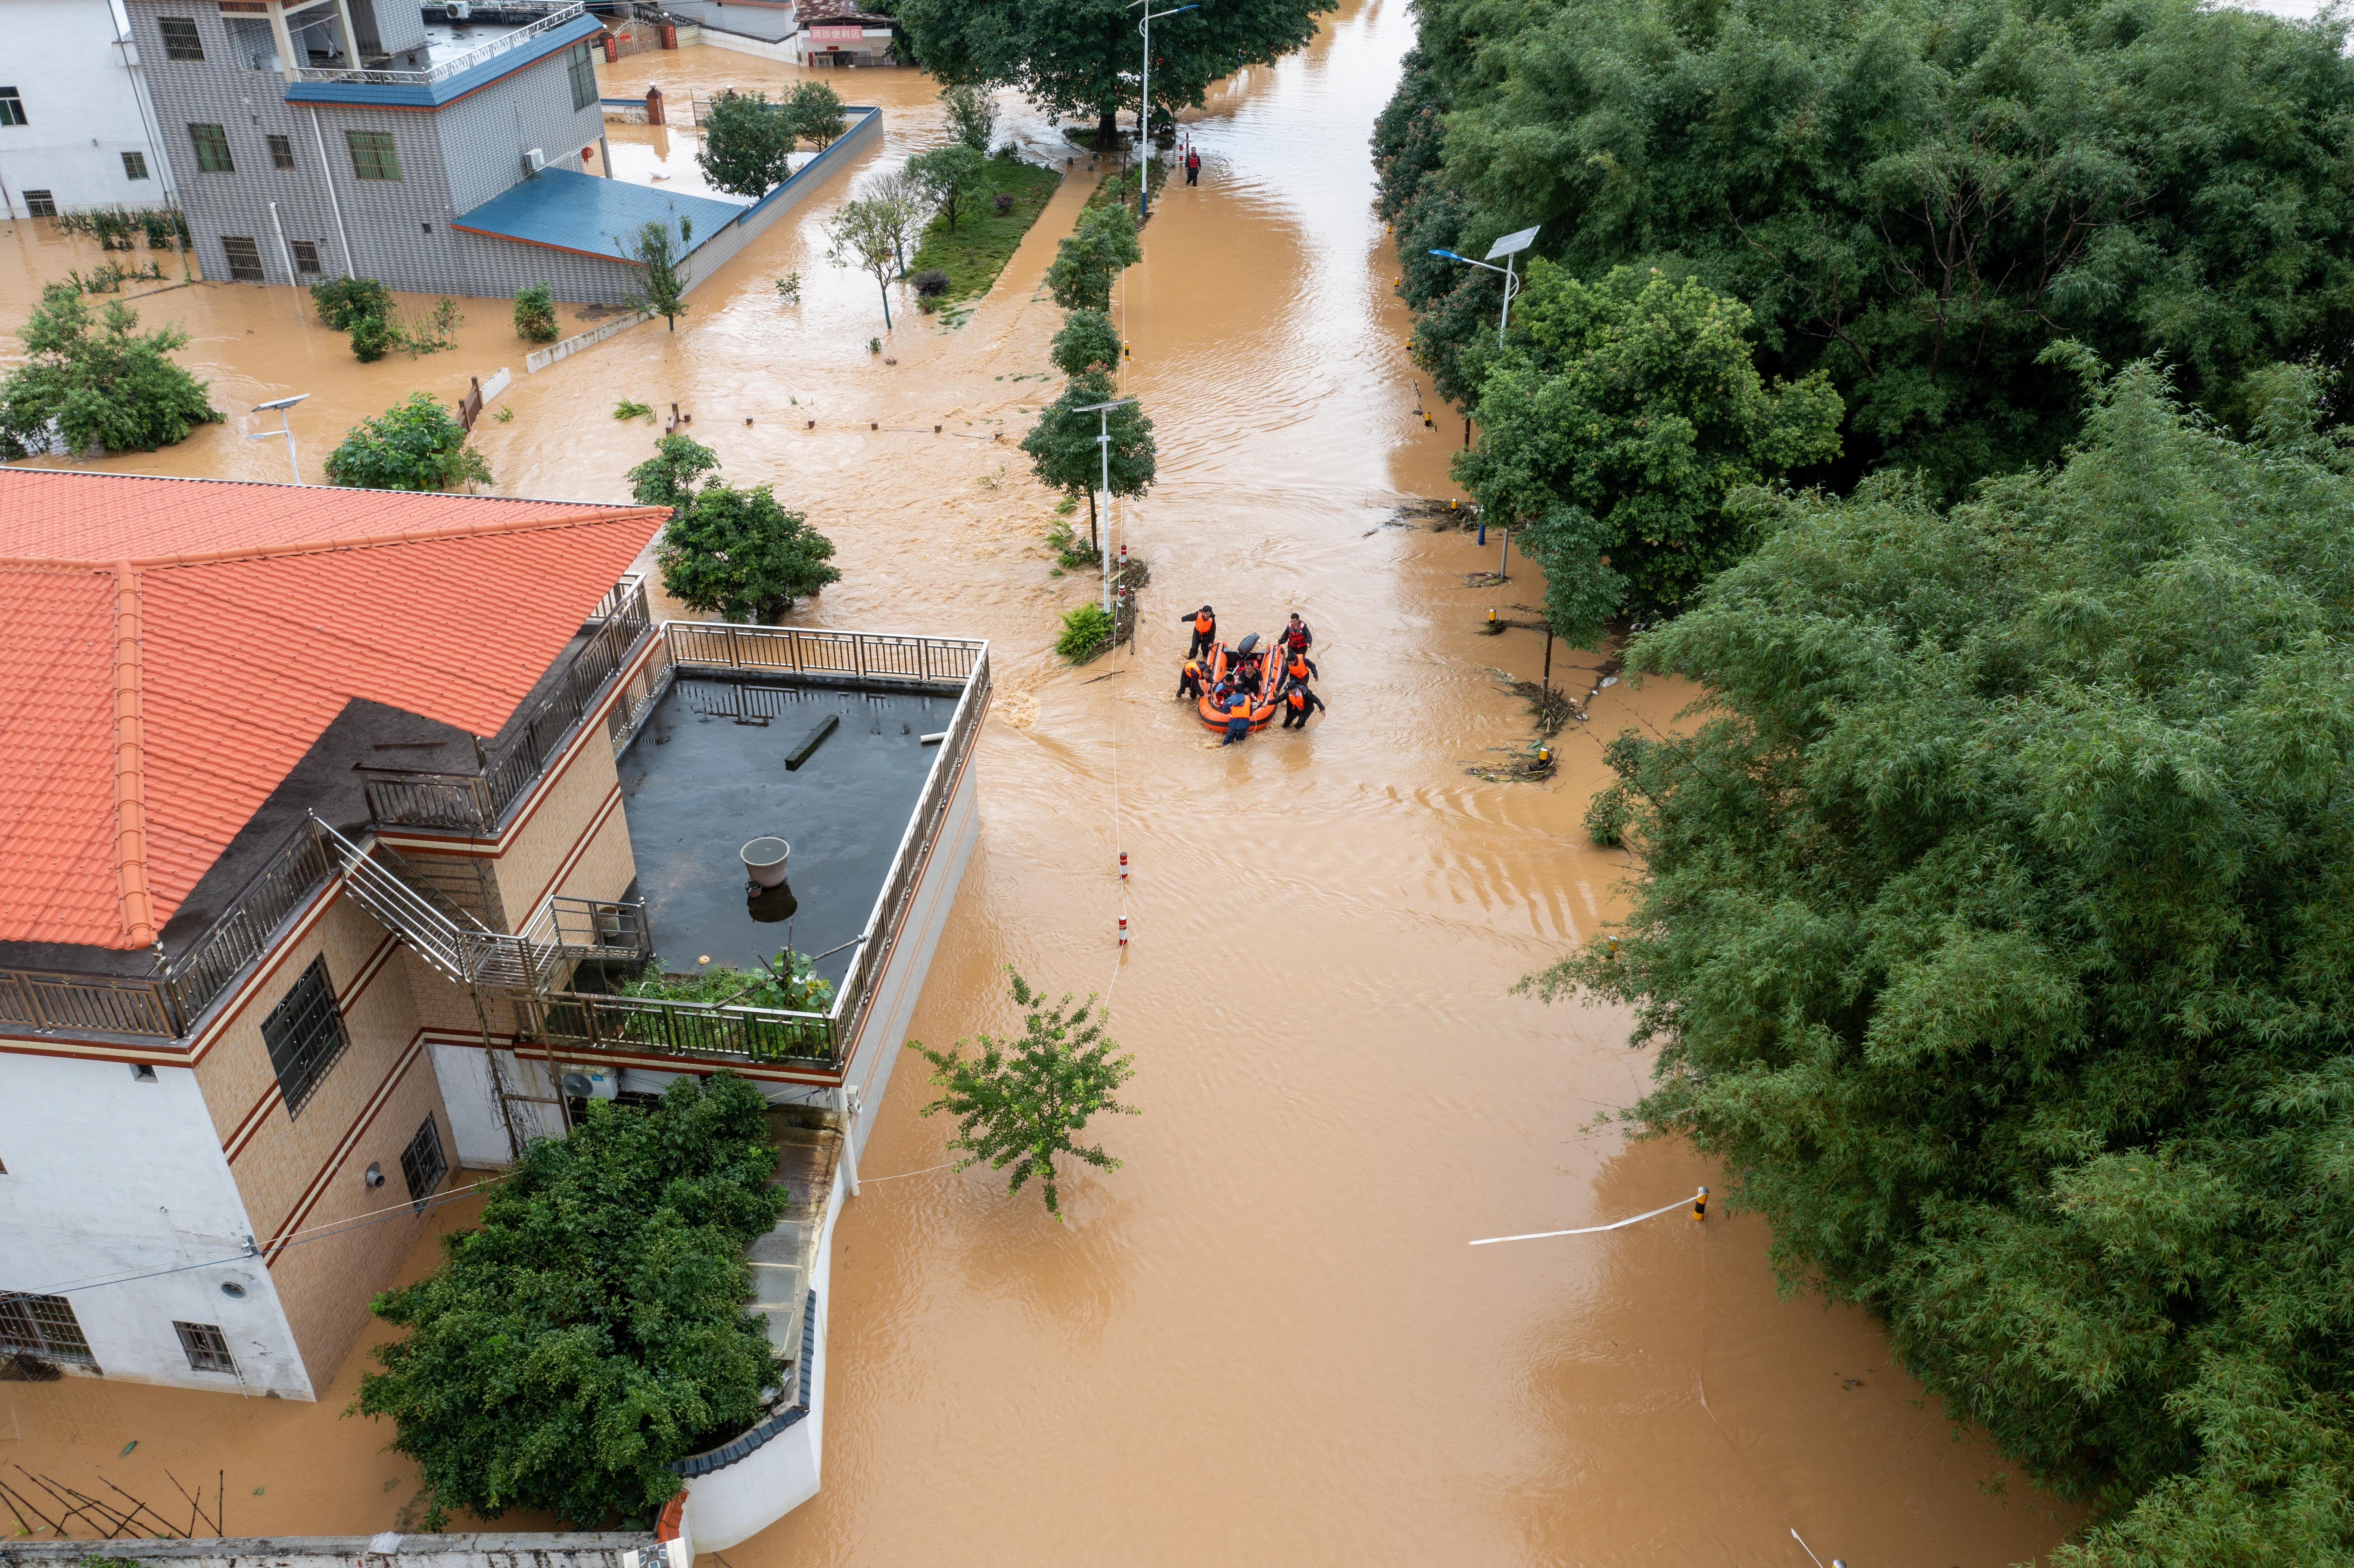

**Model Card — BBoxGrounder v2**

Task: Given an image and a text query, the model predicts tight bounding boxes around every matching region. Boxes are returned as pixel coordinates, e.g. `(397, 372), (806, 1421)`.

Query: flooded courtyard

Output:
(3, 5), (2078, 1563)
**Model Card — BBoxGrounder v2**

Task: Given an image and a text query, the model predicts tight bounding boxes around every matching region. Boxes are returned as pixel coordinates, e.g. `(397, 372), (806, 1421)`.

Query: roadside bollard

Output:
(1118, 915), (1129, 947)
(1693, 1185), (1708, 1222)
(1119, 852), (1129, 879)
(1487, 608), (1498, 626)
(1478, 516), (1486, 546)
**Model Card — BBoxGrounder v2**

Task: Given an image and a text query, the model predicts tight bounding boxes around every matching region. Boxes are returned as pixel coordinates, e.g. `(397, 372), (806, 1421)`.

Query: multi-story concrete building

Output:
(0, 461), (985, 1550)
(0, 0), (180, 219)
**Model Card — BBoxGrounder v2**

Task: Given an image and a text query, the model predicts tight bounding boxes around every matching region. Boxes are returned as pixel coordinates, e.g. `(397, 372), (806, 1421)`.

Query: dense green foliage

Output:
(355, 1074), (785, 1528)
(906, 156), (1063, 307)
(900, 0), (1336, 145)
(1022, 367), (1155, 543)
(906, 143), (989, 233)
(1046, 201), (1141, 312)
(1056, 600), (1113, 660)
(908, 968), (1138, 1220)
(323, 392), (489, 492)
(789, 80), (847, 148)
(1381, 0), (2354, 491)
(623, 951), (833, 1012)
(626, 434), (721, 510)
(1457, 263), (1842, 638)
(1051, 308), (1121, 377)
(0, 285), (217, 458)
(656, 479), (840, 622)
(310, 276), (390, 331)
(698, 90), (798, 198)
(512, 283), (559, 344)
(942, 82), (999, 152)
(1545, 361), (2354, 1559)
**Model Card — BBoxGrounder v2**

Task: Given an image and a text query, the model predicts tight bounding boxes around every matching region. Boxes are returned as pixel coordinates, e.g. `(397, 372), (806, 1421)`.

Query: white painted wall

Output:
(0, 0), (177, 218)
(0, 1053), (310, 1398)
(427, 1044), (564, 1169)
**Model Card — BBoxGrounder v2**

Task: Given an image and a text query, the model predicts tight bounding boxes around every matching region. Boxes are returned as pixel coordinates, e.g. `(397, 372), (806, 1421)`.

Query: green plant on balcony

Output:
(622, 949), (834, 1013)
(355, 1073), (786, 1528)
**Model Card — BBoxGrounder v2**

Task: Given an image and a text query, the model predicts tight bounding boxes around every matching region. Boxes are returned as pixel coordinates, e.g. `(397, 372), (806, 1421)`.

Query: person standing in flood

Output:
(1177, 655), (1205, 701)
(1281, 679), (1325, 729)
(1222, 688), (1254, 745)
(1184, 604), (1217, 659)
(1186, 148), (1202, 186)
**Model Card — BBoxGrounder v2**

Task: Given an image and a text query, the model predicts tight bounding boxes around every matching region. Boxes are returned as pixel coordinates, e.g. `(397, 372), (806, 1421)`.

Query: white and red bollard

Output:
(1117, 915), (1129, 947)
(1119, 851), (1129, 879)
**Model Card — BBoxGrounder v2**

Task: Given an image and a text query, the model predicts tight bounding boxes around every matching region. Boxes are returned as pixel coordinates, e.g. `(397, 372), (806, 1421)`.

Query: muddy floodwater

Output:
(2, 5), (2080, 1563)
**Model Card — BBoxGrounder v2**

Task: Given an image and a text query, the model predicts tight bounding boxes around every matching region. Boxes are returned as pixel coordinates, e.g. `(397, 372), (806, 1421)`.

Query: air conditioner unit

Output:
(523, 147), (546, 175)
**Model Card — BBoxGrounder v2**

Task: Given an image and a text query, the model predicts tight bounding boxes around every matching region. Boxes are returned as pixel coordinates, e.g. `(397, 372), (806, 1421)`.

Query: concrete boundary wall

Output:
(0, 1533), (652, 1568)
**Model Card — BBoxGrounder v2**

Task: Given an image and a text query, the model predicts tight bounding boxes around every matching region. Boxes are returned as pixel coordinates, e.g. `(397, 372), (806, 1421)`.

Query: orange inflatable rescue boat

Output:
(1196, 633), (1283, 732)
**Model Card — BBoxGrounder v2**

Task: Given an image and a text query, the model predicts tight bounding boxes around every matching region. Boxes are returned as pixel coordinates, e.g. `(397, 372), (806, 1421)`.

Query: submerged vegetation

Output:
(0, 284), (218, 459)
(904, 153), (1062, 307)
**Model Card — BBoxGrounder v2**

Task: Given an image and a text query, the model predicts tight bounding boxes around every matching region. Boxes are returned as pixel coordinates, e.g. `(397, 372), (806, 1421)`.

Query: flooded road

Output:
(2, 9), (2077, 1564)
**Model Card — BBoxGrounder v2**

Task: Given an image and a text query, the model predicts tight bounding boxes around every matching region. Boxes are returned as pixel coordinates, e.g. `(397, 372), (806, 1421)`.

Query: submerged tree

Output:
(906, 143), (988, 233)
(899, 0), (1335, 149)
(355, 1074), (785, 1529)
(620, 217), (691, 330)
(1021, 367), (1154, 548)
(907, 967), (1138, 1221)
(825, 196), (906, 329)
(656, 479), (840, 622)
(1049, 308), (1121, 377)
(1455, 263), (1843, 640)
(627, 433), (721, 511)
(941, 82), (998, 153)
(789, 80), (847, 149)
(0, 283), (218, 458)
(323, 392), (489, 492)
(1538, 357), (2354, 1562)
(1045, 202), (1140, 313)
(697, 89), (797, 199)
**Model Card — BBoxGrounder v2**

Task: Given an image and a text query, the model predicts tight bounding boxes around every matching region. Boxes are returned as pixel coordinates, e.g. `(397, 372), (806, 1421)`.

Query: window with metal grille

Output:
(290, 240), (321, 274)
(400, 1114), (447, 1209)
(159, 17), (205, 61)
(261, 957), (349, 1114)
(345, 129), (399, 181)
(0, 1293), (95, 1365)
(0, 89), (26, 128)
(219, 235), (263, 282)
(21, 189), (53, 218)
(121, 150), (149, 180)
(567, 44), (596, 112)
(188, 122), (232, 174)
(266, 134), (294, 171)
(174, 1321), (236, 1373)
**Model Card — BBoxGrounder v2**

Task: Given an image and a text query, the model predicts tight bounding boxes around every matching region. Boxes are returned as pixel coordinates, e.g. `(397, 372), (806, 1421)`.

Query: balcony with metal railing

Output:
(289, 3), (587, 88)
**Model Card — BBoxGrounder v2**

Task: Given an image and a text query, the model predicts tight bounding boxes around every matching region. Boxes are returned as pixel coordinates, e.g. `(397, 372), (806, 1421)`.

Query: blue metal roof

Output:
(283, 13), (604, 109)
(450, 168), (752, 261)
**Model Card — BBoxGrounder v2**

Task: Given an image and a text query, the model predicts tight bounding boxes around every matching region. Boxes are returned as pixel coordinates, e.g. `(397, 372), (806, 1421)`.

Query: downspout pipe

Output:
(308, 105), (354, 277)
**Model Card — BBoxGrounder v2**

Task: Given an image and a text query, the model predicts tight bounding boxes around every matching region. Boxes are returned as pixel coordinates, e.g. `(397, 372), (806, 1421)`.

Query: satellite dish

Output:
(1486, 224), (1540, 261)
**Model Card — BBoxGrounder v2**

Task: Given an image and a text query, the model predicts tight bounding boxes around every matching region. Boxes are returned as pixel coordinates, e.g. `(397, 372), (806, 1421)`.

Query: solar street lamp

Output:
(248, 393), (308, 482)
(1129, 0), (1199, 219)
(1076, 397), (1137, 628)
(1430, 224), (1540, 346)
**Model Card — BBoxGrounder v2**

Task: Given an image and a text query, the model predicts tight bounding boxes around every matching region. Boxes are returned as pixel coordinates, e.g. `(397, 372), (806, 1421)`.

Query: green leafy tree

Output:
(906, 143), (987, 234)
(512, 283), (559, 343)
(697, 90), (797, 199)
(788, 79), (847, 149)
(899, 0), (1336, 149)
(323, 392), (492, 492)
(1532, 358), (2354, 1561)
(1050, 308), (1120, 376)
(657, 479), (840, 622)
(1383, 0), (2354, 488)
(825, 196), (905, 329)
(1455, 263), (1842, 639)
(627, 434), (721, 510)
(1021, 367), (1154, 547)
(620, 218), (690, 330)
(354, 1074), (786, 1529)
(0, 284), (217, 458)
(311, 276), (390, 330)
(906, 967), (1137, 1221)
(1045, 202), (1140, 312)
(941, 82), (998, 153)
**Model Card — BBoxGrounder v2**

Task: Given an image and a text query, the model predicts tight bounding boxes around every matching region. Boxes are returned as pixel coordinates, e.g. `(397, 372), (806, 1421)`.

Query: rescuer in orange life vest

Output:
(1282, 653), (1314, 692)
(1221, 688), (1255, 745)
(1184, 604), (1217, 660)
(1177, 655), (1205, 700)
(1282, 676), (1326, 730)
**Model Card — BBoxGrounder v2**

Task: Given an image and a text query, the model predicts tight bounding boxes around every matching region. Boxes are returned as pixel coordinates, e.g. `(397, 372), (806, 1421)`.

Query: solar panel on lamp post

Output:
(248, 393), (308, 483)
(1129, 0), (1198, 218)
(1430, 223), (1541, 347)
(1075, 397), (1138, 631)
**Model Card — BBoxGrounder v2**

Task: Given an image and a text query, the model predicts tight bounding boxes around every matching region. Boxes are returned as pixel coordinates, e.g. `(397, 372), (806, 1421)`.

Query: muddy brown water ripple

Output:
(0, 7), (2077, 1563)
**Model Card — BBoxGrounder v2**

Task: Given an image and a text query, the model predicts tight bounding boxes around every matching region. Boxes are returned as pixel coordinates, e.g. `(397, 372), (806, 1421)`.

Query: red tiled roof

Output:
(0, 471), (669, 951)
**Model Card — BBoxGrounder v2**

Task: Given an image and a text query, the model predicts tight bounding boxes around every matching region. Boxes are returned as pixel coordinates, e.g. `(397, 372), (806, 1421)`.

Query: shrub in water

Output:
(311, 276), (390, 331)
(1056, 600), (1113, 660)
(914, 269), (951, 299)
(512, 283), (559, 343)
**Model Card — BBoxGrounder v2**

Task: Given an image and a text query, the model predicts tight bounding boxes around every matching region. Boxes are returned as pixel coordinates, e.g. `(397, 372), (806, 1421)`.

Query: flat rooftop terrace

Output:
(617, 676), (960, 991)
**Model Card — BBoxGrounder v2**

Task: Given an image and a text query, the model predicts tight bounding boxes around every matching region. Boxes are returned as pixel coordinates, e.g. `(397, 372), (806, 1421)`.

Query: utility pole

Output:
(1076, 397), (1137, 631)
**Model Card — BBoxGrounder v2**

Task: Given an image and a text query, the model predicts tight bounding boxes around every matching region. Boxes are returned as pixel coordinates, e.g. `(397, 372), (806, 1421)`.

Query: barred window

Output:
(188, 122), (232, 174)
(174, 1321), (236, 1373)
(122, 150), (149, 180)
(219, 235), (263, 282)
(261, 957), (349, 1115)
(400, 1114), (447, 1209)
(0, 89), (26, 128)
(345, 129), (399, 181)
(159, 18), (205, 61)
(0, 1293), (95, 1365)
(290, 240), (321, 274)
(267, 134), (294, 171)
(567, 44), (596, 112)
(21, 189), (53, 218)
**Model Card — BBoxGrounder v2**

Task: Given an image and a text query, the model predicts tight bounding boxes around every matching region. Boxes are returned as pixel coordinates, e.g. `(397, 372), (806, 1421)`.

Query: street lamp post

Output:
(1129, 0), (1197, 220)
(1076, 397), (1138, 633)
(247, 393), (308, 482)
(1430, 223), (1541, 347)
